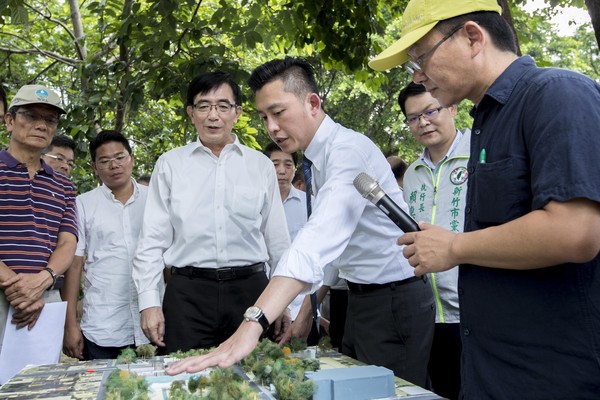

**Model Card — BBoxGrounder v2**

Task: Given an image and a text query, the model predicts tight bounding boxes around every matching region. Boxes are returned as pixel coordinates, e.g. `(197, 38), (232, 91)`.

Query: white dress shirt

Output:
(283, 185), (308, 241)
(133, 136), (290, 311)
(76, 180), (149, 347)
(273, 116), (415, 293)
(282, 185), (308, 319)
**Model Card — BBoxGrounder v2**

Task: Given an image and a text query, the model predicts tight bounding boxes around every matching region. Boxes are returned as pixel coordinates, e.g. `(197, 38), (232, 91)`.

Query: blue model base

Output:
(305, 365), (395, 400)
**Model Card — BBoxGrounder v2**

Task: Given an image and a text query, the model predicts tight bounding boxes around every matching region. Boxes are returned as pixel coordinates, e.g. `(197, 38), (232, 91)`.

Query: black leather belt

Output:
(347, 275), (425, 293)
(171, 262), (265, 281)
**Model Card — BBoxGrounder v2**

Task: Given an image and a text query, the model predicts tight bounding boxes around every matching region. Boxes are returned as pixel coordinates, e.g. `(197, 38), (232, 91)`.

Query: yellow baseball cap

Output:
(369, 0), (502, 71)
(9, 84), (66, 114)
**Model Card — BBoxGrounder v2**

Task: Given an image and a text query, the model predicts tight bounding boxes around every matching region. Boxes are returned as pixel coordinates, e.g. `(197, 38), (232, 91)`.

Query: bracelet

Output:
(43, 267), (57, 291)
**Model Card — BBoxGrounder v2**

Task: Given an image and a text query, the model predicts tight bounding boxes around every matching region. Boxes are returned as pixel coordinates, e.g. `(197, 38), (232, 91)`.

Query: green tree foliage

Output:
(105, 369), (149, 400)
(117, 347), (138, 369)
(0, 0), (596, 189)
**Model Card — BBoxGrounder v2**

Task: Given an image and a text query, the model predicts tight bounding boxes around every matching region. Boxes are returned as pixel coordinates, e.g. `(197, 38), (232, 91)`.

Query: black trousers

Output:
(428, 323), (462, 400)
(163, 270), (268, 353)
(342, 276), (435, 387)
(328, 288), (348, 350)
(82, 333), (134, 360)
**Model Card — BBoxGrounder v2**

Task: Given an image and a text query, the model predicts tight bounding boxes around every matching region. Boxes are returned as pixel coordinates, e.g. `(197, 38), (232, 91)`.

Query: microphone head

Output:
(353, 172), (384, 203)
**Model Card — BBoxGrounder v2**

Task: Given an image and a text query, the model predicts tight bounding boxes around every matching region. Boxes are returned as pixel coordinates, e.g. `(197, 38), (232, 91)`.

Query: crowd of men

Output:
(1, 0), (599, 398)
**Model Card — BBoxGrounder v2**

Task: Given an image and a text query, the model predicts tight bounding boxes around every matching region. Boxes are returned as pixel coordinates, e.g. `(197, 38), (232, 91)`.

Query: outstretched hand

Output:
(165, 321), (263, 375)
(398, 222), (459, 276)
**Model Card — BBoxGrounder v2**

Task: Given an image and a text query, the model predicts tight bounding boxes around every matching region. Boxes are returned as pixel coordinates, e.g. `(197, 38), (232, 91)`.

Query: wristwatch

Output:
(43, 267), (57, 290)
(243, 306), (270, 333)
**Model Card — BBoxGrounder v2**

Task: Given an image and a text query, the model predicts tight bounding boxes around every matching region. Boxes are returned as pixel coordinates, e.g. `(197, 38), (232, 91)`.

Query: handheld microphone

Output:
(353, 172), (420, 232)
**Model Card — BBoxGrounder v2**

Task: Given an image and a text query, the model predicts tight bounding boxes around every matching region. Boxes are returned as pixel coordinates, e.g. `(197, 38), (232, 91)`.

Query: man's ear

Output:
(307, 93), (322, 115)
(448, 104), (458, 117)
(234, 105), (242, 123)
(464, 21), (485, 57)
(5, 112), (14, 134)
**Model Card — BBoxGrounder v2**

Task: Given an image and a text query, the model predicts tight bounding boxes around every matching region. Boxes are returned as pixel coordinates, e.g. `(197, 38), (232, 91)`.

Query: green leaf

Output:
(10, 4), (27, 24)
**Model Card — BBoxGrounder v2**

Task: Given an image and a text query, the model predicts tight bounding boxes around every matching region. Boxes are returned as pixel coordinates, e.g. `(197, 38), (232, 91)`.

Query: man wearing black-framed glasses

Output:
(0, 84), (77, 369)
(133, 71), (291, 354)
(62, 130), (150, 361)
(398, 82), (470, 400)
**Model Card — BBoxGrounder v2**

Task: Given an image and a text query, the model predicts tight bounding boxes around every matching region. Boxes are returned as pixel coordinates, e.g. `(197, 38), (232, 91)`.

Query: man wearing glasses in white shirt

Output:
(133, 72), (290, 353)
(62, 130), (150, 360)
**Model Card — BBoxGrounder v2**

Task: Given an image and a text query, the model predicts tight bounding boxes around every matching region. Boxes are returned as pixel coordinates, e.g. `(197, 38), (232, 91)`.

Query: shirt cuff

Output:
(138, 290), (162, 312)
(271, 248), (324, 294)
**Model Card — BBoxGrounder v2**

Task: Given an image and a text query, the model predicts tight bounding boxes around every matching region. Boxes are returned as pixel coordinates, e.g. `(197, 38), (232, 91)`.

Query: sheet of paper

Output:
(0, 301), (67, 384)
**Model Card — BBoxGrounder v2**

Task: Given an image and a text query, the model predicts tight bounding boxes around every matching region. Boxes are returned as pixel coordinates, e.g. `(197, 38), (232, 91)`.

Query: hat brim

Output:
(11, 99), (66, 114)
(369, 21), (437, 71)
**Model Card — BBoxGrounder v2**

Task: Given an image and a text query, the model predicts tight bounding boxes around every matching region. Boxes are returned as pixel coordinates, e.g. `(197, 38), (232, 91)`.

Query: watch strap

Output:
(255, 312), (270, 333)
(43, 267), (57, 290)
(245, 307), (270, 333)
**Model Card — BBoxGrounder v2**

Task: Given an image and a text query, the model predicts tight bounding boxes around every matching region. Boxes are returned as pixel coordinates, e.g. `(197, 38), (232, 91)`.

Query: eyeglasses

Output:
(43, 153), (75, 169)
(15, 110), (60, 127)
(404, 107), (444, 126)
(95, 153), (131, 170)
(404, 24), (465, 75)
(193, 101), (237, 115)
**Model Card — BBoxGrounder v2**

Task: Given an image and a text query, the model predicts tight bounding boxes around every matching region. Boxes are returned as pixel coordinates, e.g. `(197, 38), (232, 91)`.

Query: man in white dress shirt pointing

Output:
(167, 58), (434, 387)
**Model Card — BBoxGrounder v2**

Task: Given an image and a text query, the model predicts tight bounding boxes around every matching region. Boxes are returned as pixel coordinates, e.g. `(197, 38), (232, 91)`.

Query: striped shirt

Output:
(0, 150), (78, 274)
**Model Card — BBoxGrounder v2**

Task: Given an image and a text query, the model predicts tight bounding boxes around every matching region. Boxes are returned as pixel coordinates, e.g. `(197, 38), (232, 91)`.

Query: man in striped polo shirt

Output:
(0, 85), (78, 355)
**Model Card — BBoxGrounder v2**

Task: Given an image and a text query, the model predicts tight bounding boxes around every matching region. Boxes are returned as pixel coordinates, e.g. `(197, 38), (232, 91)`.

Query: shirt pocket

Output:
(474, 157), (530, 225)
(232, 185), (262, 221)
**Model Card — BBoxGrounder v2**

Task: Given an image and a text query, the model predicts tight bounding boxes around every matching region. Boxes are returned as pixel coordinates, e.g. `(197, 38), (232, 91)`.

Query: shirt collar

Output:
(471, 56), (536, 116)
(100, 177), (139, 203)
(191, 134), (243, 156)
(0, 150), (19, 167)
(40, 158), (57, 175)
(304, 115), (335, 173)
(286, 185), (303, 202)
(420, 129), (463, 167)
(0, 150), (55, 175)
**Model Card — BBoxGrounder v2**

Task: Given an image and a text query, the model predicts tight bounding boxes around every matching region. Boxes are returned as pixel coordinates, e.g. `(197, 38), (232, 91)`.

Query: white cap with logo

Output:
(8, 84), (66, 114)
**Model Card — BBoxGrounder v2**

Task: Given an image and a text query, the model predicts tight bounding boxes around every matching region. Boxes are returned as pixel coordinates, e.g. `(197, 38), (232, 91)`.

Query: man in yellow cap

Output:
(371, 0), (600, 398)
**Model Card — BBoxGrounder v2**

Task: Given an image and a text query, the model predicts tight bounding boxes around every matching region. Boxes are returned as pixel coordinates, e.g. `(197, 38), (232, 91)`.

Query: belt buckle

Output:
(216, 267), (235, 281)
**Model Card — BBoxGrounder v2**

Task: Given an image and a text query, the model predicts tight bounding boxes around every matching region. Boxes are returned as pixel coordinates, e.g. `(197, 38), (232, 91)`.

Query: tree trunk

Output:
(68, 0), (88, 88)
(497, 0), (522, 55)
(585, 0), (600, 51)
(115, 0), (133, 133)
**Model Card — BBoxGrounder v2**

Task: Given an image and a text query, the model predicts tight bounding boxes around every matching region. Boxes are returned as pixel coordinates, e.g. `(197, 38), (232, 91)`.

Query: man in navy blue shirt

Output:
(371, 0), (600, 399)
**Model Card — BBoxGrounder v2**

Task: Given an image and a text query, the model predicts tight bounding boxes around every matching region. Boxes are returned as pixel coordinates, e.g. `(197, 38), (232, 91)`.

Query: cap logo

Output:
(403, 13), (426, 32)
(35, 89), (49, 102)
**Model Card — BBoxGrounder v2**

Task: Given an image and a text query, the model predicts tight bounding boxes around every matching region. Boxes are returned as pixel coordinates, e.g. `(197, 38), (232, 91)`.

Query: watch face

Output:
(244, 306), (261, 319)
